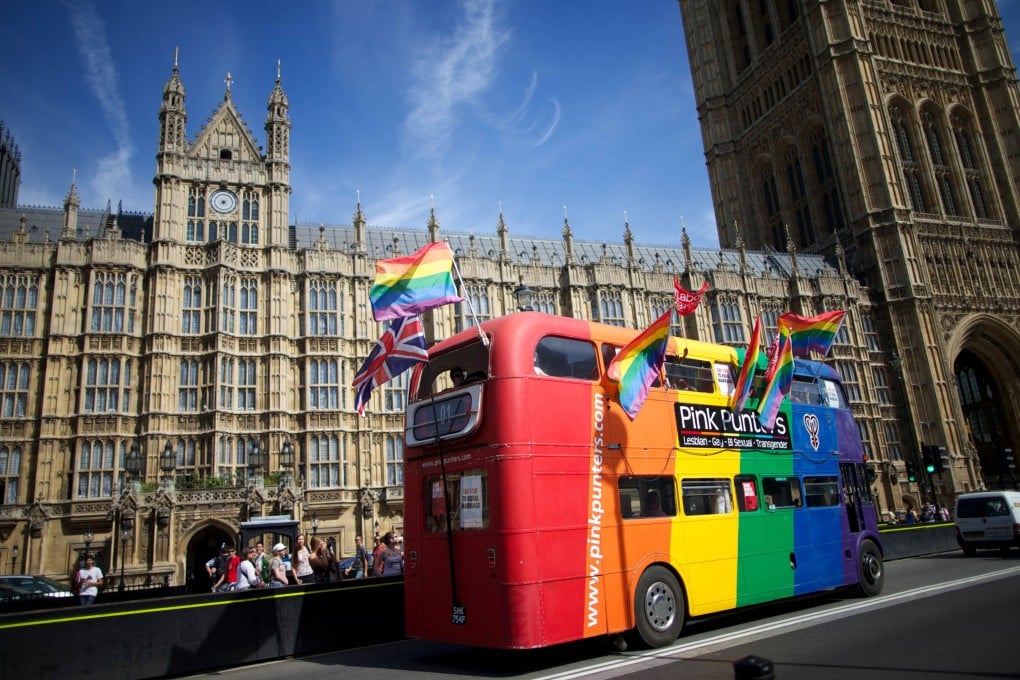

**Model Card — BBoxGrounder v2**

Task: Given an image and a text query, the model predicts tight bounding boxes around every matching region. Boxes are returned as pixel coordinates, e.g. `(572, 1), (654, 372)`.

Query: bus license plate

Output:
(452, 605), (467, 625)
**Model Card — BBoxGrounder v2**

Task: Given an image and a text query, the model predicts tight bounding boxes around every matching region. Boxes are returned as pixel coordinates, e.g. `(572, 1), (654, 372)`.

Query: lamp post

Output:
(83, 527), (94, 568)
(118, 523), (132, 592)
(311, 512), (319, 537)
(126, 441), (142, 488)
(11, 545), (17, 575)
(513, 281), (536, 312)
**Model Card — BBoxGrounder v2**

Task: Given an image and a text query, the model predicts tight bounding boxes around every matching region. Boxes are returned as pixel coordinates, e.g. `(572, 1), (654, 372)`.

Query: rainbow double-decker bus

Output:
(402, 312), (883, 649)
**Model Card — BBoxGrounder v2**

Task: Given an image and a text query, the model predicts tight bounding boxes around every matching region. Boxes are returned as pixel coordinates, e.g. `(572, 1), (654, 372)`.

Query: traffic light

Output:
(922, 446), (936, 474)
(905, 459), (917, 483)
(936, 446), (949, 475)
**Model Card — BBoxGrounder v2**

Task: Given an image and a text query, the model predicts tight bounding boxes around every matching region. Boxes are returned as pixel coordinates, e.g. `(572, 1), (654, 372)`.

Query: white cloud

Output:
(403, 0), (509, 159)
(67, 1), (136, 204)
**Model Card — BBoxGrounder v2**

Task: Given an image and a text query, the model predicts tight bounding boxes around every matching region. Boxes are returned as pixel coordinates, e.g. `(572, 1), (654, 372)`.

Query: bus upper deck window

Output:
(534, 336), (598, 380)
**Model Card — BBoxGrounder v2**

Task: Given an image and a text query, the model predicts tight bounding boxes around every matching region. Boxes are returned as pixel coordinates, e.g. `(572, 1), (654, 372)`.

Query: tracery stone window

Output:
(922, 109), (960, 216)
(308, 279), (339, 335)
(90, 271), (137, 333)
(309, 359), (339, 409)
(594, 290), (625, 327)
(758, 166), (783, 250)
(784, 147), (814, 247)
(183, 276), (202, 334)
(710, 297), (745, 344)
(386, 434), (403, 486)
(84, 357), (131, 413)
(889, 104), (929, 212)
(77, 440), (115, 499)
(0, 444), (20, 504)
(187, 189), (205, 241)
(0, 273), (38, 337)
(0, 362), (29, 417)
(309, 434), (340, 488)
(242, 192), (259, 244)
(809, 128), (845, 233)
(952, 113), (993, 220)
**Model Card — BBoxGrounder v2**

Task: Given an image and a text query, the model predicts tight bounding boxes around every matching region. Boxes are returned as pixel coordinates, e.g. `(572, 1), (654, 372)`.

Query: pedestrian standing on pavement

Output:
(345, 535), (369, 579)
(374, 532), (403, 577)
(293, 534), (314, 585)
(77, 555), (104, 606)
(268, 543), (289, 587)
(235, 546), (263, 590)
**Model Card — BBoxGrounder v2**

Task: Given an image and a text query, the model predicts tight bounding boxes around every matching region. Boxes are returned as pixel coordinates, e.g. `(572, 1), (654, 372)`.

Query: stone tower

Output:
(678, 1), (1020, 494)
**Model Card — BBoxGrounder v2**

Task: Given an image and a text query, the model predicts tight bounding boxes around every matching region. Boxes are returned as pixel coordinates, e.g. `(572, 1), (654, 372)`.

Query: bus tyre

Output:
(855, 539), (884, 597)
(633, 566), (684, 648)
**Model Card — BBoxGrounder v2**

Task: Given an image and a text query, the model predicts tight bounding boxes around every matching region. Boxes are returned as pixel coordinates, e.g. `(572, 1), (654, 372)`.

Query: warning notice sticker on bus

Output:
(674, 403), (791, 451)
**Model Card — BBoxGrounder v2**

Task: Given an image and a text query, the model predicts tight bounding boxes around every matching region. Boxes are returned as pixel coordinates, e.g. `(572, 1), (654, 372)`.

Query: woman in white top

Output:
(293, 534), (314, 584)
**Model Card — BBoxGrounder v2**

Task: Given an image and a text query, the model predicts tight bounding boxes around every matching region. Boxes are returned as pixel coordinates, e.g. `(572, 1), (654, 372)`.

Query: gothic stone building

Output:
(0, 0), (1018, 586)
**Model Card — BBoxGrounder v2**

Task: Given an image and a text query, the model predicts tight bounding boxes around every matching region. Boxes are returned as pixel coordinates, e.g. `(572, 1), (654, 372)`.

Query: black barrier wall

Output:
(0, 577), (404, 680)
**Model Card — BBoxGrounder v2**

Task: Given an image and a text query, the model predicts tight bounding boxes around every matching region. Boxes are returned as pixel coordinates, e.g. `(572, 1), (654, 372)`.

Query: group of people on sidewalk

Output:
(204, 530), (402, 593)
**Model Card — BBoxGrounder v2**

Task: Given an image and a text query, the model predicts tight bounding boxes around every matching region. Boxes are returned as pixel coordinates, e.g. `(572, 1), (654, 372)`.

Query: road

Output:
(188, 551), (1020, 680)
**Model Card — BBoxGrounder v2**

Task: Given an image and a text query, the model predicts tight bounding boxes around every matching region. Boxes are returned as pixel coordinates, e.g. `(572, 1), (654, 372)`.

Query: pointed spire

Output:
(352, 189), (366, 253)
(785, 223), (799, 276)
(833, 228), (848, 276)
(427, 195), (440, 242)
(62, 171), (79, 240)
(159, 48), (187, 152)
(734, 219), (748, 274)
(224, 72), (233, 102)
(497, 203), (509, 262)
(681, 221), (693, 273)
(562, 205), (574, 265)
(623, 211), (635, 264)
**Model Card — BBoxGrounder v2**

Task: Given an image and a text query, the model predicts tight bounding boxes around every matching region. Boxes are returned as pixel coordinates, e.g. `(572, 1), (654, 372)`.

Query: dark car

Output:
(0, 575), (73, 598)
(0, 582), (32, 603)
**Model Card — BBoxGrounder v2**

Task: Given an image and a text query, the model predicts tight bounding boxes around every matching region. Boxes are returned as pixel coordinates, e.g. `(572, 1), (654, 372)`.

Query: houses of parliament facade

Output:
(0, 0), (1017, 586)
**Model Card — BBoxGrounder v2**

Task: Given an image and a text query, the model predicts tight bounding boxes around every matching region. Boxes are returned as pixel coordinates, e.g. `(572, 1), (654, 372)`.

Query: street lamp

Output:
(248, 440), (265, 476)
(311, 512), (319, 536)
(513, 281), (536, 312)
(118, 522), (132, 592)
(126, 441), (143, 481)
(160, 441), (175, 474)
(83, 527), (94, 567)
(11, 546), (17, 574)
(280, 440), (294, 471)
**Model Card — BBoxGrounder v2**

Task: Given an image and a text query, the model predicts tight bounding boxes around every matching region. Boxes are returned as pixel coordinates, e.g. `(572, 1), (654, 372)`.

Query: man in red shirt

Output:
(212, 545), (241, 592)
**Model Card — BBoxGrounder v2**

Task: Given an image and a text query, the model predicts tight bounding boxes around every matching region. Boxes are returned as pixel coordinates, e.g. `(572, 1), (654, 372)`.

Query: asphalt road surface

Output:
(186, 551), (1020, 680)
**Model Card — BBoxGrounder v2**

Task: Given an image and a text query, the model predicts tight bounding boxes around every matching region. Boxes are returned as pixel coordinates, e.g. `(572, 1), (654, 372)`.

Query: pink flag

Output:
(674, 278), (709, 315)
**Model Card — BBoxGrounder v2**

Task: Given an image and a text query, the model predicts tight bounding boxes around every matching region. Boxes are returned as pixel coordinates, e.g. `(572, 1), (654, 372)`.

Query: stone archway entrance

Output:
(954, 349), (1019, 490)
(186, 525), (234, 594)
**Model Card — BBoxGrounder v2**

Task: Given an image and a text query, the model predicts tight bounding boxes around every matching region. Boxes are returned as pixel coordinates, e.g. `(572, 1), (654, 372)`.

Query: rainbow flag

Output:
(778, 310), (845, 357)
(731, 315), (762, 412)
(756, 329), (793, 430)
(370, 242), (462, 321)
(607, 309), (673, 419)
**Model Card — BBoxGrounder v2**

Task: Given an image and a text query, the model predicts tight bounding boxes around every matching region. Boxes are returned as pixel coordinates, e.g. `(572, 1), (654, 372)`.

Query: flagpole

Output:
(449, 253), (490, 347)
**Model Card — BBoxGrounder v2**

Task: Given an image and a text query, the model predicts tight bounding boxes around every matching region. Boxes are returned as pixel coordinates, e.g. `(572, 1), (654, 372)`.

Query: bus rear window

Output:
(425, 468), (489, 532)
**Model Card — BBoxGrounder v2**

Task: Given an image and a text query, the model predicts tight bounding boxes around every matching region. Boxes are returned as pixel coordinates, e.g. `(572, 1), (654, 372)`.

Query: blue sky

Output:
(2, 1), (1020, 251)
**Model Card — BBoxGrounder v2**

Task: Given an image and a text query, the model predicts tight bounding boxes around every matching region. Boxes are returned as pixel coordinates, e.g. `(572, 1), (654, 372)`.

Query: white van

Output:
(954, 491), (1020, 556)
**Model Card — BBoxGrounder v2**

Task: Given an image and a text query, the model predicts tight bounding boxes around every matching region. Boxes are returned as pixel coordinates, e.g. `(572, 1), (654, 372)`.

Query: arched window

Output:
(889, 104), (928, 212)
(783, 146), (814, 247)
(951, 112), (994, 220)
(922, 108), (959, 216)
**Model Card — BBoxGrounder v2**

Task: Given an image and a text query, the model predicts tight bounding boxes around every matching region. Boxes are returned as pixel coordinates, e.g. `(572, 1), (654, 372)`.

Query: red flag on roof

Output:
(674, 278), (709, 315)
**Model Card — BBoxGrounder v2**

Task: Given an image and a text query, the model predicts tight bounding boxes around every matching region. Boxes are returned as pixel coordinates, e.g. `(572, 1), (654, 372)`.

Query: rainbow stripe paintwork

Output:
(779, 310), (845, 357)
(606, 309), (672, 419)
(370, 242), (462, 321)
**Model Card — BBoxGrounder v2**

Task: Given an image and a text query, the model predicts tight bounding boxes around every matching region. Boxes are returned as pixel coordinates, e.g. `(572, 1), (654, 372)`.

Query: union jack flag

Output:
(353, 315), (428, 415)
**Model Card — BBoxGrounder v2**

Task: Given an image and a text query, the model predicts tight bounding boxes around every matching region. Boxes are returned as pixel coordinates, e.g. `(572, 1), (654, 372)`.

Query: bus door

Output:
(838, 462), (866, 534)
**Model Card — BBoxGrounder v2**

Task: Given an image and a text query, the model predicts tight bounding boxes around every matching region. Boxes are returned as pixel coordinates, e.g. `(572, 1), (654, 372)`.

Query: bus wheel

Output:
(634, 566), (684, 648)
(855, 539), (884, 597)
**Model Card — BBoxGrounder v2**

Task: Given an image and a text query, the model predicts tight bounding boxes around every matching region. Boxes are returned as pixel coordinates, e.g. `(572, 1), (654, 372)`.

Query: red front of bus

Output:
(403, 314), (616, 649)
